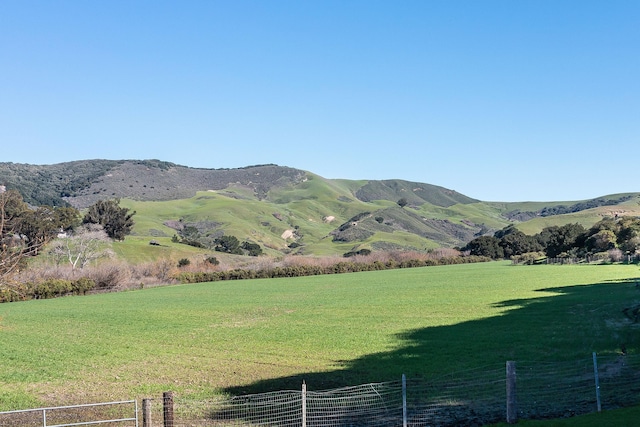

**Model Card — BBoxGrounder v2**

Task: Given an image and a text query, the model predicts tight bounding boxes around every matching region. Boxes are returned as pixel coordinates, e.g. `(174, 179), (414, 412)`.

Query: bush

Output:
(511, 251), (546, 265)
(344, 248), (372, 258)
(170, 253), (490, 285)
(241, 241), (263, 256)
(178, 258), (191, 267)
(608, 248), (624, 263)
(205, 256), (220, 265)
(0, 282), (29, 303)
(32, 279), (73, 299)
(88, 263), (131, 290)
(72, 277), (96, 295)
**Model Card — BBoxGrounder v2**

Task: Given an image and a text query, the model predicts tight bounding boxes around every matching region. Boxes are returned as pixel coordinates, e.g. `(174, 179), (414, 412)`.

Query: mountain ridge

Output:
(2, 159), (639, 254)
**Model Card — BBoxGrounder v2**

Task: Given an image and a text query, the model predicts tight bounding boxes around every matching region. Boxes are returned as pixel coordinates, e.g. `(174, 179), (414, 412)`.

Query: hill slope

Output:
(2, 159), (639, 255)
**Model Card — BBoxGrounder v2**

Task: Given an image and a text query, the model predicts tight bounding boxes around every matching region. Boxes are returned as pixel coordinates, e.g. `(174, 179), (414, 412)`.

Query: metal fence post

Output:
(593, 352), (602, 412)
(506, 361), (517, 424)
(302, 381), (307, 427)
(163, 392), (174, 427)
(402, 374), (407, 427)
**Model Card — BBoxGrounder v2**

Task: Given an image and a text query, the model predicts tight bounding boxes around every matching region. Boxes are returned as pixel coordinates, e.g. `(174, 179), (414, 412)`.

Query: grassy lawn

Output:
(490, 405), (640, 427)
(1, 261), (639, 414)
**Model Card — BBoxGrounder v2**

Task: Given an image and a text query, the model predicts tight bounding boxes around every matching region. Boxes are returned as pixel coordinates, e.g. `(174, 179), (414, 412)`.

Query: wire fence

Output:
(4, 353), (640, 426)
(166, 354), (640, 427)
(137, 353), (640, 426)
(0, 400), (137, 427)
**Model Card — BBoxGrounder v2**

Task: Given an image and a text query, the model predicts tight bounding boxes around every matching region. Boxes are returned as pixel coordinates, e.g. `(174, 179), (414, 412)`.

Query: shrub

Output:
(88, 263), (131, 290)
(205, 256), (220, 265)
(171, 254), (492, 285)
(178, 258), (191, 267)
(511, 252), (546, 265)
(608, 248), (624, 263)
(344, 248), (372, 258)
(241, 241), (263, 257)
(72, 277), (96, 295)
(0, 282), (29, 302)
(32, 279), (72, 299)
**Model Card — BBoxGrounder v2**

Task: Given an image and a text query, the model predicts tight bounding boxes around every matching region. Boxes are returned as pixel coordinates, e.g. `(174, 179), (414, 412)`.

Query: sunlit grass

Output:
(490, 405), (640, 427)
(1, 262), (639, 410)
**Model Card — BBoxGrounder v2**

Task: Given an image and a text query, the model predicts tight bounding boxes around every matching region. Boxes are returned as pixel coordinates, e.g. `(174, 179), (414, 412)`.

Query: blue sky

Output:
(1, 1), (638, 202)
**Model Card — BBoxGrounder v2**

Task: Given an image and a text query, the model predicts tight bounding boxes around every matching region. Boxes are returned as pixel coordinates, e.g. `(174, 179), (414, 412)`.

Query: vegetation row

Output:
(1, 188), (495, 303)
(463, 216), (640, 263)
(175, 255), (491, 284)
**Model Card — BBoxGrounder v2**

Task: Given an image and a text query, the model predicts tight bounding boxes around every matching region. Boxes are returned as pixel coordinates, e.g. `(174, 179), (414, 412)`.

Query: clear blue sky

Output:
(1, 1), (638, 202)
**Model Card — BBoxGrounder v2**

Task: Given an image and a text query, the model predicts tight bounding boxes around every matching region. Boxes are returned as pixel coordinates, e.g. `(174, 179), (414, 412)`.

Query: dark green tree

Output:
(1, 191), (46, 290)
(15, 207), (58, 253)
(53, 206), (81, 232)
(214, 235), (243, 255)
(464, 235), (504, 259)
(496, 227), (542, 258)
(83, 199), (135, 241)
(586, 229), (617, 252)
(616, 217), (640, 253)
(541, 223), (586, 258)
(397, 198), (408, 208)
(241, 241), (263, 256)
(178, 225), (205, 248)
(15, 205), (80, 251)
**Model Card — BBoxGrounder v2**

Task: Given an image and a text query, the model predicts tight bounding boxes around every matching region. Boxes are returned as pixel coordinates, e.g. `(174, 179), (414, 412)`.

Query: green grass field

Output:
(1, 261), (640, 418)
(489, 405), (640, 427)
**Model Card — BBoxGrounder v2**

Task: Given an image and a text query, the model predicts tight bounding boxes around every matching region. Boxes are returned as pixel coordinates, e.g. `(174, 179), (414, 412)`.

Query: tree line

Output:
(462, 216), (640, 262)
(172, 226), (264, 256)
(0, 190), (135, 291)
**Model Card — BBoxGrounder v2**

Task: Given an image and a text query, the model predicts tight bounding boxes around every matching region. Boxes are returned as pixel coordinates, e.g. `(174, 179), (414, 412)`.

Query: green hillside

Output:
(2, 160), (640, 258)
(513, 195), (640, 235)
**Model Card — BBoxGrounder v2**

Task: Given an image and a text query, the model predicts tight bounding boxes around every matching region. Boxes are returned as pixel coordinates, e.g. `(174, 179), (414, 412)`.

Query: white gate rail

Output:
(0, 400), (138, 427)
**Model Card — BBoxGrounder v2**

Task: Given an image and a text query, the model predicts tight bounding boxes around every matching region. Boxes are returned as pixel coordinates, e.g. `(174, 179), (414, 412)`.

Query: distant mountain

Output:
(1, 159), (639, 254)
(0, 159), (306, 207)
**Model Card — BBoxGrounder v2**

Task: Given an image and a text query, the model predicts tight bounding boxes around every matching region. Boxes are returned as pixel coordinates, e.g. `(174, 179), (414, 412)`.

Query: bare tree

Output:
(48, 223), (113, 272)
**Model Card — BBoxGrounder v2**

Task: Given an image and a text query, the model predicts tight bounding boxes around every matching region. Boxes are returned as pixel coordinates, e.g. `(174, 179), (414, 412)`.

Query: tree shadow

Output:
(223, 277), (640, 396)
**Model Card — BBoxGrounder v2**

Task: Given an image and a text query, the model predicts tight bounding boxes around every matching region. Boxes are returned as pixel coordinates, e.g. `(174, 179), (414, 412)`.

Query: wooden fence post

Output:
(142, 399), (152, 427)
(506, 361), (517, 424)
(163, 392), (174, 427)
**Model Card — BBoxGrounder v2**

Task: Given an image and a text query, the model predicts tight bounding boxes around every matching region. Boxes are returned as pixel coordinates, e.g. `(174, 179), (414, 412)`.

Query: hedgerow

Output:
(1, 254), (490, 302)
(175, 255), (491, 284)
(0, 277), (97, 303)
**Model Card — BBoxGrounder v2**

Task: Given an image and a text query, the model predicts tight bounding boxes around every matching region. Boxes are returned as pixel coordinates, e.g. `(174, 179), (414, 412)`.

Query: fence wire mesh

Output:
(161, 354), (640, 426)
(4, 354), (640, 426)
(305, 381), (403, 426)
(0, 400), (137, 427)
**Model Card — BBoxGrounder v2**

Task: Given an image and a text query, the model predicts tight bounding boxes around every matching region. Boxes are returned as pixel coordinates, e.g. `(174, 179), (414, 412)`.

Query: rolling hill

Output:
(2, 159), (639, 256)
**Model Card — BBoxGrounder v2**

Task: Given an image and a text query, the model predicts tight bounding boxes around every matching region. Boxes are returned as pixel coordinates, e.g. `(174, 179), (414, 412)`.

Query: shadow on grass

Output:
(223, 278), (640, 395)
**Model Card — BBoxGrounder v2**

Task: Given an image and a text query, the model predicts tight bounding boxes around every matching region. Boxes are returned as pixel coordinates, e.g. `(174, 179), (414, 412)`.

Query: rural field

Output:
(1, 261), (640, 422)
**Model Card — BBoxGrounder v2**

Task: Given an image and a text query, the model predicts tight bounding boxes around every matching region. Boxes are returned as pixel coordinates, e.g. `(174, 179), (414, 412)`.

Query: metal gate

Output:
(0, 400), (138, 427)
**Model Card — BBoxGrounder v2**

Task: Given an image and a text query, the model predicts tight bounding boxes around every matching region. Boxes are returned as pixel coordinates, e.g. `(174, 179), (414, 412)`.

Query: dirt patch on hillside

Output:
(281, 230), (294, 239)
